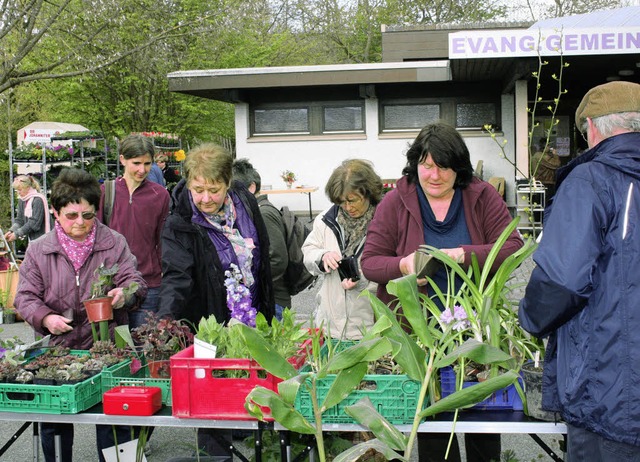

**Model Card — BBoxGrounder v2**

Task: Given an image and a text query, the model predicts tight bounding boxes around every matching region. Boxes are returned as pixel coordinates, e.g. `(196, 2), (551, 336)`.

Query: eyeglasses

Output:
(340, 196), (364, 207)
(580, 130), (588, 144)
(62, 211), (96, 221)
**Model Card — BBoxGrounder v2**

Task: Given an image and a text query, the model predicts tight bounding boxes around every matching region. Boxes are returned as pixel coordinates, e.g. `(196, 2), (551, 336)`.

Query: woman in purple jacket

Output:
(361, 122), (523, 462)
(14, 168), (147, 462)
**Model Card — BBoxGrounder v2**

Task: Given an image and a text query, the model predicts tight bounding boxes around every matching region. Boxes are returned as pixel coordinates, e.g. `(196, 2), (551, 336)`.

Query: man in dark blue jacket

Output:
(519, 81), (640, 460)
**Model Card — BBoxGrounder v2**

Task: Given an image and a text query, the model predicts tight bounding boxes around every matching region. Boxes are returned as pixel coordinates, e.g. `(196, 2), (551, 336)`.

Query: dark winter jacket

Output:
(257, 195), (291, 309)
(361, 175), (522, 305)
(14, 222), (147, 349)
(157, 179), (275, 326)
(519, 132), (640, 447)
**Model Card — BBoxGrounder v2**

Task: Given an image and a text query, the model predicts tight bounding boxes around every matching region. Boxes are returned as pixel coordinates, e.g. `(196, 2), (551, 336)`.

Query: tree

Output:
(0, 0), (214, 96)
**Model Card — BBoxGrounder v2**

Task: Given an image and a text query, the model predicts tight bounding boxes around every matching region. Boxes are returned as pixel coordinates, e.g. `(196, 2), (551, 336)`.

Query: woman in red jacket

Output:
(361, 122), (523, 462)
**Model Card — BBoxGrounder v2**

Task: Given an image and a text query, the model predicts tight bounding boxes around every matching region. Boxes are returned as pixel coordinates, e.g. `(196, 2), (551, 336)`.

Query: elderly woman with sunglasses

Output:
(14, 168), (147, 462)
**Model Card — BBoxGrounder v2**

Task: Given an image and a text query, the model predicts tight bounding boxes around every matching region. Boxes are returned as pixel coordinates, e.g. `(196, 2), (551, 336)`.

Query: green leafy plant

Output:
(195, 308), (309, 377)
(419, 216), (544, 373)
(240, 219), (540, 461)
(89, 263), (119, 299)
(131, 312), (193, 362)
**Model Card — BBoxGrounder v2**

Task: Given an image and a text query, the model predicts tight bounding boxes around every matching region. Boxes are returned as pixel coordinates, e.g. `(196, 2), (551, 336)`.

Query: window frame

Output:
(250, 100), (365, 137)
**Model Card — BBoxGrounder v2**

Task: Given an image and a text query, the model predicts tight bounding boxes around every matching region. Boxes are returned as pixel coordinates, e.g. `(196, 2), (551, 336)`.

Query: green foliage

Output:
(196, 308), (308, 361)
(242, 219), (543, 461)
(89, 263), (119, 299)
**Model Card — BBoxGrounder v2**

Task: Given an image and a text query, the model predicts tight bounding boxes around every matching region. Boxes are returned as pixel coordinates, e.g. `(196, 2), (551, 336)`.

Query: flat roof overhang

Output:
(167, 61), (451, 103)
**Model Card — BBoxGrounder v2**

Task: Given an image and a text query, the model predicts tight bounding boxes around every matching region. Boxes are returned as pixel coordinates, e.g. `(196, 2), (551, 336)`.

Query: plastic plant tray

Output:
(170, 339), (311, 420)
(293, 340), (424, 424)
(101, 359), (172, 406)
(294, 372), (423, 424)
(439, 366), (523, 411)
(0, 350), (103, 414)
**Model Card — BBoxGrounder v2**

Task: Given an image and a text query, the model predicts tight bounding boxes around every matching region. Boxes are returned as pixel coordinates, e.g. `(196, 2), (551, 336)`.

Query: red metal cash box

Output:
(103, 386), (162, 416)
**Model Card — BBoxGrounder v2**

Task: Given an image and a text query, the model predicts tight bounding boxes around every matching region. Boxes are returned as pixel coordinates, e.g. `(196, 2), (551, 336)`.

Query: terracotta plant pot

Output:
(83, 296), (114, 322)
(147, 359), (171, 379)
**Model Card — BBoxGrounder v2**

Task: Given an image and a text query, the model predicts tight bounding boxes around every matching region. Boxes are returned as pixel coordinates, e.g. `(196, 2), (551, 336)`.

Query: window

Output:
(382, 104), (440, 131)
(323, 106), (363, 132)
(253, 108), (309, 135)
(456, 103), (497, 129)
(251, 102), (364, 137)
(379, 88), (499, 133)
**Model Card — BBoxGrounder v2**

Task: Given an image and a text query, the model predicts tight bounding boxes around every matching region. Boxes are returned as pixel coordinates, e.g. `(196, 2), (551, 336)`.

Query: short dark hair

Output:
(232, 158), (262, 192)
(325, 159), (383, 206)
(119, 134), (155, 160)
(402, 122), (474, 188)
(50, 168), (101, 212)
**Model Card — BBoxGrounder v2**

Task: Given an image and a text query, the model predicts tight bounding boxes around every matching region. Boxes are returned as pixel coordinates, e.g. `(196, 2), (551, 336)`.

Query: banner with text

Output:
(449, 27), (640, 59)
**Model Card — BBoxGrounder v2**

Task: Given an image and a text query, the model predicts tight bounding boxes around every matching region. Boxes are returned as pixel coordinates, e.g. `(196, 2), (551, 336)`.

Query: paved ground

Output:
(0, 252), (564, 461)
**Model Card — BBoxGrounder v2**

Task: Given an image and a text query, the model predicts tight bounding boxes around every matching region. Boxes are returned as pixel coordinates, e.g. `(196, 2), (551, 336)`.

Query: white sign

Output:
(449, 27), (640, 59)
(21, 128), (64, 143)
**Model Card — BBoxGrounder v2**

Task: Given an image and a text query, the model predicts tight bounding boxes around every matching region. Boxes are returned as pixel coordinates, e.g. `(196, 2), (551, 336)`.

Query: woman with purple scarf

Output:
(14, 168), (147, 462)
(156, 143), (274, 460)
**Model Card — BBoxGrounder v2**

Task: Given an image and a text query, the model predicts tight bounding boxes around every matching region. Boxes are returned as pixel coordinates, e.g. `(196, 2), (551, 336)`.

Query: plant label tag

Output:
(102, 439), (147, 462)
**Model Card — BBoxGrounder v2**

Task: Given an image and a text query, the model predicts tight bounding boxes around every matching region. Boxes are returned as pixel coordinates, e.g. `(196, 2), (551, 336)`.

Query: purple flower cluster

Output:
(440, 303), (472, 332)
(224, 264), (257, 327)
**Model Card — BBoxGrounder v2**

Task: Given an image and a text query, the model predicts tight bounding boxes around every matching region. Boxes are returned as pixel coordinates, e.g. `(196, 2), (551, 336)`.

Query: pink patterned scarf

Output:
(55, 221), (97, 271)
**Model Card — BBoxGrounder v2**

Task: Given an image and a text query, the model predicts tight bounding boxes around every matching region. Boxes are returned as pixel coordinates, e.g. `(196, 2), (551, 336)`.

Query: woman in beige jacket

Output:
(302, 159), (382, 340)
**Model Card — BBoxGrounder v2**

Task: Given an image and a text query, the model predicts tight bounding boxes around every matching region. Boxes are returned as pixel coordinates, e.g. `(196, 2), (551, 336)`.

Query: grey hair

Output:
(584, 112), (640, 138)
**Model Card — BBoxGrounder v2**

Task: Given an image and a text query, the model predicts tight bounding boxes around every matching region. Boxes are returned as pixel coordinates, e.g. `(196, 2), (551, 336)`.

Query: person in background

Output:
(157, 144), (275, 461)
(146, 157), (166, 186)
(361, 122), (523, 462)
(14, 168), (147, 462)
(98, 134), (170, 330)
(4, 175), (50, 244)
(519, 81), (640, 460)
(302, 159), (381, 340)
(232, 158), (290, 319)
(156, 153), (182, 190)
(530, 140), (561, 203)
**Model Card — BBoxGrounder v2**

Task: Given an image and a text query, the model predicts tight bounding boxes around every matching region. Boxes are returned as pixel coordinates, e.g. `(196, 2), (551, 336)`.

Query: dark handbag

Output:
(337, 255), (360, 281)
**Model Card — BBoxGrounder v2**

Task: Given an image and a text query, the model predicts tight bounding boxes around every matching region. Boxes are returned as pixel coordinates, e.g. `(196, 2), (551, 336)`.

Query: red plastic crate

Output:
(440, 366), (523, 411)
(170, 340), (310, 420)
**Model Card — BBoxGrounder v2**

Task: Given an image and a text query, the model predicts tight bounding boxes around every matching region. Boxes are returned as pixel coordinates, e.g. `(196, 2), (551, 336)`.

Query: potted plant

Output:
(0, 289), (13, 324)
(2, 307), (16, 324)
(521, 353), (556, 422)
(242, 218), (542, 461)
(280, 170), (296, 188)
(131, 312), (193, 378)
(83, 263), (139, 343)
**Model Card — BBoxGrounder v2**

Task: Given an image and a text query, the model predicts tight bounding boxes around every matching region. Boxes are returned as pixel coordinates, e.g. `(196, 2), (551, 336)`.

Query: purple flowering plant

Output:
(439, 303), (474, 333)
(225, 264), (257, 327)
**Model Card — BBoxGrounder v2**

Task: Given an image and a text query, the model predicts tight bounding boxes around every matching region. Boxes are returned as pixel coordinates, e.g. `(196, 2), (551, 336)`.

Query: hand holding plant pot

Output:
(83, 263), (139, 343)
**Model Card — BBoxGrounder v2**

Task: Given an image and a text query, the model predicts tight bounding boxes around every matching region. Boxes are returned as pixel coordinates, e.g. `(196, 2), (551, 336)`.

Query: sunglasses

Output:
(62, 211), (96, 221)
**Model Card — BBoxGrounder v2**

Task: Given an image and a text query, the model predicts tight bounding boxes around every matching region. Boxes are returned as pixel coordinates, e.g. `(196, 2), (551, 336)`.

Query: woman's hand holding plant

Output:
(441, 247), (465, 264)
(399, 252), (428, 286)
(107, 287), (126, 309)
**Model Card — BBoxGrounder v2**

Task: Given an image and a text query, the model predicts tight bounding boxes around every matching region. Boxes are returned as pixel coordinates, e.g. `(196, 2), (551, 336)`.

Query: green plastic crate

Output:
(294, 341), (423, 424)
(294, 372), (422, 424)
(101, 359), (172, 405)
(0, 350), (103, 414)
